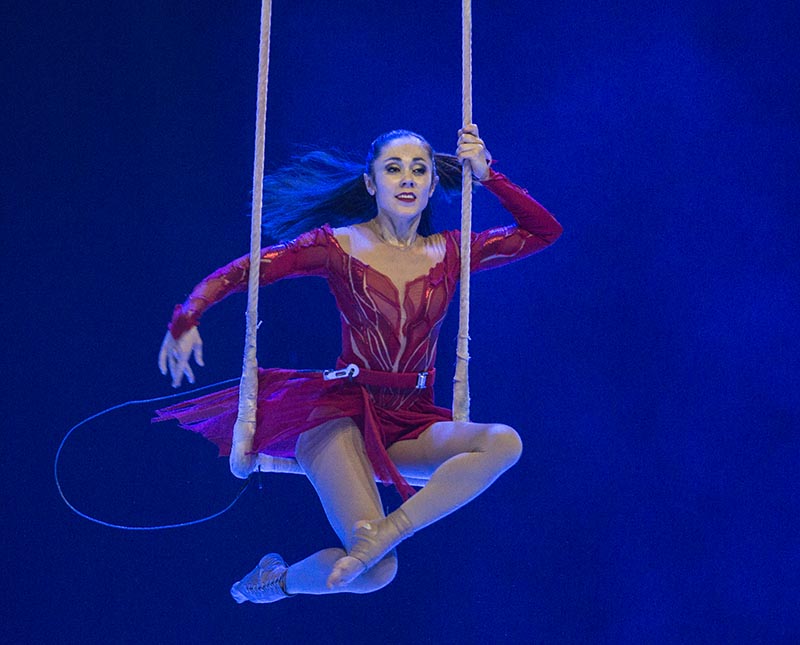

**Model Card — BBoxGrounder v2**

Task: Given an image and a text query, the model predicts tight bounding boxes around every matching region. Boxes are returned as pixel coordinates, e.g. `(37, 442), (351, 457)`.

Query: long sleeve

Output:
(469, 169), (563, 272)
(168, 227), (331, 338)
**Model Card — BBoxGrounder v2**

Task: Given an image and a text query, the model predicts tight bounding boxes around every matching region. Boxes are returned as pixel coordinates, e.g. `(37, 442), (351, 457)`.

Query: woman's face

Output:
(364, 136), (438, 221)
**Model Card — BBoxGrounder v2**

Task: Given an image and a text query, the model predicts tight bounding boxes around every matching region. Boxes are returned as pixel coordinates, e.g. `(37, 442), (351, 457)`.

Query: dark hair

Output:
(260, 130), (462, 242)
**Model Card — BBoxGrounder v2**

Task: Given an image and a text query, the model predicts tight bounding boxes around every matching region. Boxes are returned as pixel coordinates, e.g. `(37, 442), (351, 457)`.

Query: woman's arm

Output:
(167, 227), (331, 338)
(159, 227), (331, 386)
(470, 170), (563, 272)
(455, 124), (562, 272)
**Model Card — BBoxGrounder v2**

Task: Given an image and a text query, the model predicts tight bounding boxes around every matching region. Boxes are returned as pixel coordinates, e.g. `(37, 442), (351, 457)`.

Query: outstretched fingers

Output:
(157, 327), (204, 387)
(158, 343), (169, 376)
(192, 339), (205, 368)
(173, 356), (195, 387)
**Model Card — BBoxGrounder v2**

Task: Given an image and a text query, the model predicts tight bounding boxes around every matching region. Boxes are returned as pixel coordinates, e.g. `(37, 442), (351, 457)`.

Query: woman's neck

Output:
(368, 213), (421, 249)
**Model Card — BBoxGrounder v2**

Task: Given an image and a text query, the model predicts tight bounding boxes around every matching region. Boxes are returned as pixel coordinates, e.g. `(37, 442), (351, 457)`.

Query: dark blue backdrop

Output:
(5, 1), (799, 643)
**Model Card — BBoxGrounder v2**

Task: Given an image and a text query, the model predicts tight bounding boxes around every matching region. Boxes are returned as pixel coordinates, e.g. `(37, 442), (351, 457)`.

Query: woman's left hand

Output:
(457, 124), (492, 181)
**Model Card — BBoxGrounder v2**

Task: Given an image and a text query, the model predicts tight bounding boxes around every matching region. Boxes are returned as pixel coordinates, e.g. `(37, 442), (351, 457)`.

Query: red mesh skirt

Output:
(153, 367), (451, 499)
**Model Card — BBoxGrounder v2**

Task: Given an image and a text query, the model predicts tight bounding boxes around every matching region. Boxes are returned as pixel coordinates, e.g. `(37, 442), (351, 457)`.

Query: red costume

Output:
(154, 170), (562, 498)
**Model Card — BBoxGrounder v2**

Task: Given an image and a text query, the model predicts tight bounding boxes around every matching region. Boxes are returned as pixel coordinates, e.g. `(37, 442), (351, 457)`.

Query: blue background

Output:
(4, 1), (799, 642)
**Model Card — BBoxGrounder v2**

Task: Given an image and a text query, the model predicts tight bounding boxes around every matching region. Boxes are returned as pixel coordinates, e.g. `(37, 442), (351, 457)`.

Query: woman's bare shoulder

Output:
(331, 224), (359, 255)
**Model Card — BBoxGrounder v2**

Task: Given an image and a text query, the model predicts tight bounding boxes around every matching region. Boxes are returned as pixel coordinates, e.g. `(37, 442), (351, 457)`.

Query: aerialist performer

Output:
(155, 124), (562, 603)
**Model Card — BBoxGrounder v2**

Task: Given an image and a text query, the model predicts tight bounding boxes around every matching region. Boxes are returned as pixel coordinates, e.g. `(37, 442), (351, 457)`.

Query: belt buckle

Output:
(323, 364), (360, 381)
(415, 372), (428, 389)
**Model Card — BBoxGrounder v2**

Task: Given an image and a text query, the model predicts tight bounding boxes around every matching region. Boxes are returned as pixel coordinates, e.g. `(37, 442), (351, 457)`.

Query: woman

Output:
(156, 125), (562, 603)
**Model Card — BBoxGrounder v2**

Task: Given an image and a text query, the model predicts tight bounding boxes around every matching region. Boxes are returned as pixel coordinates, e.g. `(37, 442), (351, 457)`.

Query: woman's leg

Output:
(390, 421), (523, 529)
(282, 417), (398, 595)
(328, 421), (522, 586)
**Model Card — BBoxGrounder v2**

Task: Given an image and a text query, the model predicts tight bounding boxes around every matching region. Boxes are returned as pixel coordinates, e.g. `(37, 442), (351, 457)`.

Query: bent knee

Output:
(486, 424), (523, 469)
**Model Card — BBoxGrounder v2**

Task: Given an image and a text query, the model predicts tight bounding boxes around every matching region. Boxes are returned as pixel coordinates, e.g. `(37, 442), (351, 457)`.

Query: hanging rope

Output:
(230, 0), (273, 479)
(232, 0), (305, 478)
(452, 0), (472, 422)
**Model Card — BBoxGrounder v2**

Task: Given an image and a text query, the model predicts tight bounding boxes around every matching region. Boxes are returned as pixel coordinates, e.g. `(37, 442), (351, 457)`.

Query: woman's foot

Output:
(230, 553), (293, 604)
(327, 510), (414, 588)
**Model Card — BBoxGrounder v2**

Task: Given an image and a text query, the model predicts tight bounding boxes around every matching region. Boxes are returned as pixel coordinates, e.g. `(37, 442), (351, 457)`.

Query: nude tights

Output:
(283, 416), (523, 595)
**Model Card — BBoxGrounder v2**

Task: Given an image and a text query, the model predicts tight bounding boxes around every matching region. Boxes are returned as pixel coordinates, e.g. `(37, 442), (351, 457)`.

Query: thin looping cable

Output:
(453, 0), (473, 422)
(54, 378), (254, 531)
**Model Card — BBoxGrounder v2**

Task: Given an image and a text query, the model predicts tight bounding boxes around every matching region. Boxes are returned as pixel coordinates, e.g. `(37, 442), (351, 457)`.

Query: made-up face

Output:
(364, 136), (438, 221)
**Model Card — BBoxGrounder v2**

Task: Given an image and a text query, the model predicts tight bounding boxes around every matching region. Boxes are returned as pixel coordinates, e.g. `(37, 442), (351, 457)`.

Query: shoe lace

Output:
(246, 571), (283, 595)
